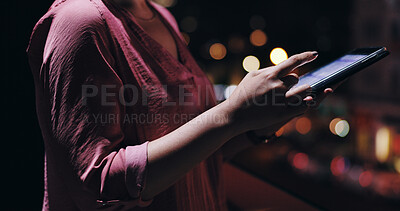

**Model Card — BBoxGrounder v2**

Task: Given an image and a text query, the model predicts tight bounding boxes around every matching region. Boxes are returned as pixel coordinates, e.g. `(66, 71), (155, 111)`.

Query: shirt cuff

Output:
(125, 141), (152, 206)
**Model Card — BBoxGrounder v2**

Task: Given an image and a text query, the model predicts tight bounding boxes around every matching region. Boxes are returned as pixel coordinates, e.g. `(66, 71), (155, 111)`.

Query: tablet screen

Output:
(296, 54), (368, 87)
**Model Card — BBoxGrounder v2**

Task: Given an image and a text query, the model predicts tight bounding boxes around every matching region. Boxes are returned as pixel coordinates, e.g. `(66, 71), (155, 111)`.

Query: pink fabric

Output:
(27, 0), (226, 210)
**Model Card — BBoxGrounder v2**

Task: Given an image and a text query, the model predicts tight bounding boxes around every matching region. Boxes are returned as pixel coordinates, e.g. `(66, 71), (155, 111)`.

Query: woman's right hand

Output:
(142, 51), (318, 200)
(224, 51), (318, 133)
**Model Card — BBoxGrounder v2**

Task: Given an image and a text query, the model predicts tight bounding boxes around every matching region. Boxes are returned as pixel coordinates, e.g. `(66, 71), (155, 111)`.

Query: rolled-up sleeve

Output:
(27, 3), (151, 207)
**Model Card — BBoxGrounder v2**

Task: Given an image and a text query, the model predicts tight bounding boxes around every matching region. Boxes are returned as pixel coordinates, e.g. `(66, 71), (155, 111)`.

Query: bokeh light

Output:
(329, 118), (342, 135)
(181, 32), (190, 45)
(242, 55), (260, 72)
(375, 127), (391, 163)
(270, 47), (288, 65)
(209, 43), (227, 60)
(228, 36), (246, 53)
(394, 157), (400, 174)
(330, 156), (349, 176)
(250, 30), (267, 47)
(153, 0), (177, 7)
(275, 127), (285, 137)
(180, 16), (197, 33)
(335, 120), (350, 137)
(224, 85), (237, 99)
(295, 117), (312, 135)
(293, 152), (309, 170)
(359, 170), (373, 187)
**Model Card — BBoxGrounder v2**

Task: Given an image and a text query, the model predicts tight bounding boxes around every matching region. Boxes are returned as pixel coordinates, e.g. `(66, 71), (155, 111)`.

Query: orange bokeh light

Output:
(275, 127), (285, 137)
(209, 43), (227, 60)
(329, 118), (342, 135)
(250, 30), (267, 47)
(295, 117), (312, 135)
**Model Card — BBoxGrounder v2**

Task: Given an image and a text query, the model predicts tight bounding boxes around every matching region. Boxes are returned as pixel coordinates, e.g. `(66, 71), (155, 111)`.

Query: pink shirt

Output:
(27, 0), (226, 210)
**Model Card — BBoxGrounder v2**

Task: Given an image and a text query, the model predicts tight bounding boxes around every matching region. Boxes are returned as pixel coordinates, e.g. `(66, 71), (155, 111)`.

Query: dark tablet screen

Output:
(296, 54), (367, 87)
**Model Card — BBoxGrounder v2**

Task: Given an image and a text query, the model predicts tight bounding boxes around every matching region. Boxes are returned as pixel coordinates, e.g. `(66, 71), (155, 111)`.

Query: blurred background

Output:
(4, 0), (400, 210)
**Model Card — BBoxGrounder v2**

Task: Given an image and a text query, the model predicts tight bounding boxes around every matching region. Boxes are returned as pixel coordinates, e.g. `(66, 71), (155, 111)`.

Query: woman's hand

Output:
(252, 87), (335, 139)
(143, 51), (319, 200)
(223, 51), (318, 133)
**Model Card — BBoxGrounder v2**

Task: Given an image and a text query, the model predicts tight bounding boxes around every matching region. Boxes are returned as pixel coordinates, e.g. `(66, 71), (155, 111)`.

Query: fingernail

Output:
(312, 51), (319, 57)
(303, 96), (313, 101)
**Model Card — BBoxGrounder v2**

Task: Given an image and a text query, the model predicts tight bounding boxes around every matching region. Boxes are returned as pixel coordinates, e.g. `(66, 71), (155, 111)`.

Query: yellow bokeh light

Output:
(250, 30), (267, 47)
(375, 127), (391, 163)
(242, 55), (260, 72)
(270, 47), (288, 65)
(335, 120), (350, 138)
(295, 117), (311, 135)
(209, 43), (227, 60)
(153, 0), (177, 7)
(394, 157), (400, 174)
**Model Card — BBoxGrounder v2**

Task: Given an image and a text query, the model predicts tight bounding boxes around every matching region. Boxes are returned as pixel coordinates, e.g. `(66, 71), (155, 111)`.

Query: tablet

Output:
(296, 47), (390, 92)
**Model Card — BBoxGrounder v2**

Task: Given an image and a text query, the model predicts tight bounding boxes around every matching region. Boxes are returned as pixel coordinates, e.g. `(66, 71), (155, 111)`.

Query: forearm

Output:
(141, 51), (319, 200)
(141, 101), (241, 200)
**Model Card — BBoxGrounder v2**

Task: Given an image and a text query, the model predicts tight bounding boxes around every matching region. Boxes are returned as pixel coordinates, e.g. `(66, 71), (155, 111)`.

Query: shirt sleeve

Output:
(28, 4), (152, 207)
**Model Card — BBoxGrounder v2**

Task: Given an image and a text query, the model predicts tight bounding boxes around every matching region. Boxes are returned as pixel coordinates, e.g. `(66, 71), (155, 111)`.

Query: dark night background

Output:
(4, 0), (400, 210)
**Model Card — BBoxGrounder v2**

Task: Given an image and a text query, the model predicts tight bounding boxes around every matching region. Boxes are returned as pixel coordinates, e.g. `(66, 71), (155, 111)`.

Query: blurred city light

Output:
(330, 156), (349, 176)
(359, 170), (373, 187)
(329, 118), (342, 135)
(275, 126), (285, 137)
(394, 157), (400, 174)
(209, 43), (227, 60)
(213, 84), (226, 102)
(295, 117), (311, 135)
(270, 47), (288, 65)
(242, 55), (260, 72)
(348, 166), (363, 182)
(223, 85), (237, 99)
(152, 0), (177, 7)
(375, 127), (391, 163)
(293, 152), (309, 170)
(181, 32), (190, 45)
(228, 36), (246, 53)
(394, 134), (400, 155)
(335, 120), (350, 137)
(180, 16), (197, 33)
(250, 30), (267, 47)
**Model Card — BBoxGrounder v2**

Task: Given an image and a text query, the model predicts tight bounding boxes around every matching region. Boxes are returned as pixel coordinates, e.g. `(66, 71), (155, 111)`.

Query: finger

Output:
(324, 88), (333, 94)
(280, 73), (299, 90)
(284, 85), (313, 110)
(307, 87), (334, 109)
(285, 84), (312, 103)
(303, 95), (314, 101)
(273, 51), (318, 78)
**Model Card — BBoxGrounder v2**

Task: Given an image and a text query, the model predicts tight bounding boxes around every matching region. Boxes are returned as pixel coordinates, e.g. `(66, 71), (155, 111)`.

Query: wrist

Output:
(217, 100), (247, 136)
